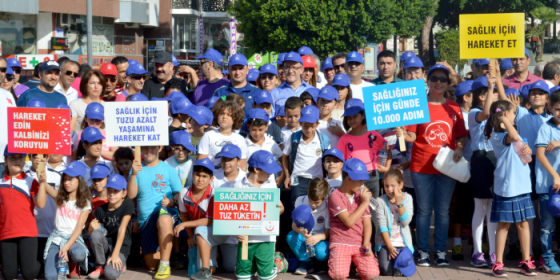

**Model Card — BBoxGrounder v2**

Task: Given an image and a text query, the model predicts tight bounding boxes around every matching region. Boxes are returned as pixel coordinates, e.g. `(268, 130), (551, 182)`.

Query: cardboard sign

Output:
(459, 13), (525, 59)
(363, 79), (430, 131)
(104, 101), (169, 147)
(78, 56), (113, 70)
(15, 55), (57, 70)
(7, 107), (72, 155)
(213, 188), (280, 236)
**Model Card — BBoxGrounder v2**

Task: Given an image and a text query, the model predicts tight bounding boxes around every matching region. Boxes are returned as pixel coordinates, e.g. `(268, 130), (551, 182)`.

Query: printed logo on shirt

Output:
(316, 148), (321, 156)
(58, 204), (81, 220)
(423, 120), (451, 148)
(215, 140), (233, 147)
(317, 216), (325, 224)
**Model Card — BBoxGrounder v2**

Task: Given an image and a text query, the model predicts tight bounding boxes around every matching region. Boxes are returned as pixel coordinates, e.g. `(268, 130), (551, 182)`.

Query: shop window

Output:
(0, 12), (37, 55)
(55, 14), (115, 56)
(174, 16), (198, 52)
(203, 20), (230, 56)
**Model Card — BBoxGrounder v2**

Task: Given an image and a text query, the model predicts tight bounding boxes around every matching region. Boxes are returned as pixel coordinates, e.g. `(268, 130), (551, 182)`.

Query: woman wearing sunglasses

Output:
(0, 66), (17, 101)
(395, 64), (468, 267)
(256, 63), (280, 92)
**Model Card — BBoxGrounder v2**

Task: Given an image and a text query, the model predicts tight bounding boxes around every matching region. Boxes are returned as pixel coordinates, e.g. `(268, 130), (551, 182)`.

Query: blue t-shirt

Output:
(515, 106), (552, 155)
(468, 107), (493, 152)
(490, 131), (531, 197)
(213, 82), (260, 116)
(535, 119), (560, 194)
(135, 161), (183, 226)
(16, 87), (68, 108)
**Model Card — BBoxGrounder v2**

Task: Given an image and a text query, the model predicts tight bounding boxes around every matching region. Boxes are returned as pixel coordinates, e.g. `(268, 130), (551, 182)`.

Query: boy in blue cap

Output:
(213, 143), (245, 189)
(317, 85), (346, 147)
(322, 57), (335, 85)
(282, 105), (331, 205)
(328, 158), (379, 280)
(186, 106), (213, 159)
(88, 174), (134, 280)
(249, 90), (283, 145)
(235, 150), (285, 280)
(323, 148), (345, 195)
(500, 58), (514, 78)
(165, 130), (197, 188)
(17, 60), (68, 108)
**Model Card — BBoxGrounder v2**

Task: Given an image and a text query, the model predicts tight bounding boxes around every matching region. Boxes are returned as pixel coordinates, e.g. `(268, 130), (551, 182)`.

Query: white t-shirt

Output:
(349, 80), (374, 102)
(283, 132), (329, 179)
(281, 126), (302, 146)
(294, 195), (330, 234)
(246, 136), (283, 182)
(55, 83), (79, 104)
(317, 119), (345, 148)
(236, 176), (277, 243)
(197, 130), (248, 170)
(326, 174), (343, 196)
(0, 88), (16, 163)
(78, 157), (115, 187)
(70, 99), (106, 133)
(165, 155), (194, 188)
(211, 167), (246, 189)
(53, 200), (92, 245)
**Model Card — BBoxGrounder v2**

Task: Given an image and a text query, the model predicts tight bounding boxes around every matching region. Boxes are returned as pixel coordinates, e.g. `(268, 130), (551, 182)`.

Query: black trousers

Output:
(0, 237), (40, 280)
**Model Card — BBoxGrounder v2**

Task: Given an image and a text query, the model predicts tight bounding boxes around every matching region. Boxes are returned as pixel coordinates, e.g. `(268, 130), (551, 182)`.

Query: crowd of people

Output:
(0, 43), (560, 280)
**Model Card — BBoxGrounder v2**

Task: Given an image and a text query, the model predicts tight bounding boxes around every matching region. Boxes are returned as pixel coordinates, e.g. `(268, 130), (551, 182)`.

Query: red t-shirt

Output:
(91, 197), (109, 213)
(0, 173), (39, 240)
(337, 131), (386, 171)
(178, 185), (214, 221)
(405, 100), (467, 174)
(328, 188), (371, 247)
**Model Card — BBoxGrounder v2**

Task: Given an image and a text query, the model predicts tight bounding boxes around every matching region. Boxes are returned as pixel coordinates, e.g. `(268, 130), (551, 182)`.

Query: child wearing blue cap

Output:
(165, 130), (196, 188)
(187, 106), (213, 159)
(331, 73), (352, 121)
(323, 148), (345, 195)
(212, 143), (245, 189)
(274, 105), (287, 128)
(249, 90), (284, 145)
(235, 150), (285, 280)
(88, 174), (134, 280)
(89, 164), (111, 211)
(317, 85), (346, 148)
(73, 102), (115, 161)
(300, 88), (318, 107)
(282, 105), (331, 205)
(328, 158), (379, 280)
(281, 97), (304, 144)
(287, 178), (331, 275)
(534, 91), (560, 274)
(76, 127), (115, 187)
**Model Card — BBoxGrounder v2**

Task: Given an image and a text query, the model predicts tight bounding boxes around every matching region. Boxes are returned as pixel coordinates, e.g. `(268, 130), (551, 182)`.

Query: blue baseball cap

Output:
(194, 158), (215, 174)
(27, 98), (46, 108)
(259, 63), (278, 75)
(505, 88), (520, 97)
(477, 59), (490, 66)
(529, 80), (550, 95)
(550, 86), (560, 94)
(171, 55), (179, 67)
(346, 51), (364, 64)
(170, 130), (197, 152)
(196, 49), (223, 66)
(298, 105), (320, 123)
(323, 147), (345, 162)
(342, 98), (365, 117)
(292, 205), (315, 233)
(548, 185), (560, 217)
(317, 85), (339, 101)
(254, 90), (273, 105)
(82, 127), (105, 143)
(128, 59), (139, 67)
(276, 53), (287, 65)
(427, 64), (450, 76)
(519, 84), (531, 98)
(471, 76), (496, 92)
(247, 68), (259, 83)
(525, 47), (530, 58)
(283, 52), (303, 65)
(216, 143), (242, 159)
(152, 91), (186, 102)
(403, 57), (423, 70)
(275, 105), (285, 117)
(455, 80), (474, 97)
(342, 158), (369, 181)
(104, 174), (127, 191)
(472, 59), (479, 65)
(394, 247), (417, 277)
(129, 93), (149, 101)
(63, 161), (87, 179)
(304, 88), (320, 103)
(247, 150), (282, 174)
(3, 146), (25, 157)
(222, 69), (228, 75)
(205, 96), (220, 109)
(332, 73), (350, 87)
(6, 66), (13, 75)
(40, 60), (60, 72)
(500, 58), (513, 69)
(7, 58), (21, 69)
(298, 46), (314, 56)
(229, 53), (248, 66)
(170, 97), (193, 115)
(247, 108), (270, 123)
(321, 57), (333, 71)
(91, 164), (111, 179)
(400, 51), (416, 62)
(56, 103), (72, 117)
(187, 105), (213, 126)
(85, 102), (104, 121)
(126, 63), (150, 76)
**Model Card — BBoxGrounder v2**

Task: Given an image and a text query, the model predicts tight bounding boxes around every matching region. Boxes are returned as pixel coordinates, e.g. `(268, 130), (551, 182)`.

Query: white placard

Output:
(104, 101), (169, 147)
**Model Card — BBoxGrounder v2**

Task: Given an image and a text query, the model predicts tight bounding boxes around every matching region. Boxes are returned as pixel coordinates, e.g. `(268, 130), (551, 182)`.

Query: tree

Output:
(434, 29), (467, 70)
(393, 0), (437, 52)
(527, 6), (558, 61)
(419, 0), (438, 66)
(228, 0), (398, 57)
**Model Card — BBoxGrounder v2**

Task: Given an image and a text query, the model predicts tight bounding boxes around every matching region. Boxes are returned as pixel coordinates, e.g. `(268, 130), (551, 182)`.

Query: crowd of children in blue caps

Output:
(3, 44), (560, 280)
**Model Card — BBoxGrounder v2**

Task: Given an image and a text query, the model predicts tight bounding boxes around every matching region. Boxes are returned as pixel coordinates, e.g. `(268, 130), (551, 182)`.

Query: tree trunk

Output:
(537, 32), (544, 62)
(393, 35), (397, 54)
(420, 1), (436, 66)
(554, 21), (557, 41)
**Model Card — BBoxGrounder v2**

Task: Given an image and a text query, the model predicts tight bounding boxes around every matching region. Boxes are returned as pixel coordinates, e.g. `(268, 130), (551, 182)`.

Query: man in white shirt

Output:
(345, 51), (373, 101)
(543, 62), (560, 89)
(54, 59), (79, 103)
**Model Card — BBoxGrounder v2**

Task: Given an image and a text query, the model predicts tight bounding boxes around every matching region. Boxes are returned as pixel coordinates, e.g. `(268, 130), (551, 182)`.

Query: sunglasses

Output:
(260, 74), (275, 80)
(0, 67), (6, 73)
(12, 68), (21, 74)
(429, 76), (449, 83)
(130, 75), (147, 80)
(22, 38), (35, 44)
(5, 75), (14, 82)
(105, 76), (117, 83)
(65, 70), (79, 78)
(333, 64), (345, 70)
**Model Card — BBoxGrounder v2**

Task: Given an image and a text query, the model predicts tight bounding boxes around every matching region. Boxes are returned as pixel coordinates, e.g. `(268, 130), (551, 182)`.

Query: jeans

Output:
(411, 172), (456, 253)
(291, 177), (312, 208)
(364, 170), (380, 243)
(44, 243), (86, 280)
(286, 231), (329, 262)
(89, 230), (126, 280)
(378, 246), (405, 276)
(539, 194), (556, 263)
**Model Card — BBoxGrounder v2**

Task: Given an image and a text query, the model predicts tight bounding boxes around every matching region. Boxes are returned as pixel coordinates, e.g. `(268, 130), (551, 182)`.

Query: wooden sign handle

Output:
(37, 154), (45, 175)
(398, 127), (406, 152)
(241, 236), (249, 260)
(490, 58), (497, 76)
(135, 146), (141, 162)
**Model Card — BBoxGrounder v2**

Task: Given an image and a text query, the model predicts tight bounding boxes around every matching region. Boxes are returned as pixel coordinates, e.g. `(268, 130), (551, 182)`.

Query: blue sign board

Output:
(362, 79), (430, 131)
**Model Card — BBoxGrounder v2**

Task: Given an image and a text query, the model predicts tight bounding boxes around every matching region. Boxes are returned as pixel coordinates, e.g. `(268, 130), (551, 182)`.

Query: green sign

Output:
(213, 188), (280, 236)
(247, 52), (279, 68)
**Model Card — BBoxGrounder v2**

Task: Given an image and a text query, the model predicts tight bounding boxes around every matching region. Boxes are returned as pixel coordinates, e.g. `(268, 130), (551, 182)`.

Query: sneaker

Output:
(294, 263), (308, 275)
(154, 263), (171, 280)
(87, 267), (104, 279)
(190, 267), (212, 280)
(452, 245), (464, 261)
(518, 255), (534, 268)
(471, 253), (488, 268)
(489, 253), (497, 267)
(417, 250), (430, 267)
(506, 245), (521, 261)
(68, 263), (80, 279)
(543, 260), (560, 274)
(538, 256), (544, 269)
(492, 262), (508, 278)
(520, 260), (538, 276)
(434, 251), (449, 266)
(393, 268), (403, 277)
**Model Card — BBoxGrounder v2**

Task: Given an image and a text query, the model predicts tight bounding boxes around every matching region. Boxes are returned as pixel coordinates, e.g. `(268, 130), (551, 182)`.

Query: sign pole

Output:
(37, 154), (44, 175)
(135, 146), (141, 163)
(398, 126), (406, 152)
(241, 236), (249, 260)
(490, 59), (497, 76)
